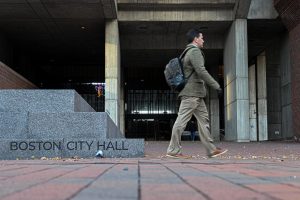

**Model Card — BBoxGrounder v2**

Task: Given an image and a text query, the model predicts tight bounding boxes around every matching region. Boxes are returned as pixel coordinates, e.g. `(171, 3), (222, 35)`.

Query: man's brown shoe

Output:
(166, 153), (191, 159)
(208, 149), (228, 158)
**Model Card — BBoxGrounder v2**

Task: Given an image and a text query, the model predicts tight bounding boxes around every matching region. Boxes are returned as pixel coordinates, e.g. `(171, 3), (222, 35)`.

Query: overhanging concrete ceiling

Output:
(0, 0), (107, 61)
(119, 21), (229, 69)
(0, 0), (287, 87)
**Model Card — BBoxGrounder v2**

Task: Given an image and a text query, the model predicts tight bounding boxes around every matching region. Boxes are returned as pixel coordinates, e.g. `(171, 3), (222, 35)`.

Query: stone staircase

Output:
(0, 90), (144, 159)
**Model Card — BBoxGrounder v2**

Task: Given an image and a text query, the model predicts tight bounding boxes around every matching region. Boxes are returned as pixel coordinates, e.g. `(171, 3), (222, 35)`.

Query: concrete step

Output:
(28, 112), (124, 139)
(0, 90), (145, 159)
(0, 112), (124, 139)
(0, 90), (95, 113)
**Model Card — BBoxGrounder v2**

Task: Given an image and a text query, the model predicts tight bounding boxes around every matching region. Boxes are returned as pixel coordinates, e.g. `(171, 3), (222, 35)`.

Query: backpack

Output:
(164, 47), (195, 92)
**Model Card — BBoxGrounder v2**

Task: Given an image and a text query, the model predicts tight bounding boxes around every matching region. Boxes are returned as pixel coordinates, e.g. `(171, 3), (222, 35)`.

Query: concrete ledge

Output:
(0, 90), (95, 113)
(0, 139), (144, 159)
(1, 112), (124, 140)
(28, 112), (108, 139)
(28, 112), (124, 139)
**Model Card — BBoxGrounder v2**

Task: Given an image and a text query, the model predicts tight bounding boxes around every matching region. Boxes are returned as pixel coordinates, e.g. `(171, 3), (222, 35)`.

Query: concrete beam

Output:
(117, 0), (236, 5)
(233, 0), (251, 19)
(101, 0), (118, 19)
(118, 9), (234, 21)
(117, 0), (235, 21)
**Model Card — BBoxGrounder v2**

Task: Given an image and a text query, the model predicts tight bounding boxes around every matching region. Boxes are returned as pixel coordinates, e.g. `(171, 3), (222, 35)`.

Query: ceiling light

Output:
(81, 26), (86, 30)
(137, 25), (147, 31)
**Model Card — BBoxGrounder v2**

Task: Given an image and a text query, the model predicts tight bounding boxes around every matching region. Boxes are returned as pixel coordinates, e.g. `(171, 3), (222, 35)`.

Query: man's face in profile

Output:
(195, 33), (204, 48)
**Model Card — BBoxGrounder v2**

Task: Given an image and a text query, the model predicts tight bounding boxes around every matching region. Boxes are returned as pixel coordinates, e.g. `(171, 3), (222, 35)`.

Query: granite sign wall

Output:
(0, 90), (144, 159)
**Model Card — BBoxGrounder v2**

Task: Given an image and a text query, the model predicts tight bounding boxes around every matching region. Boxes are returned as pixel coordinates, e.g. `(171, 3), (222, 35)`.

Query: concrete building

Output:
(0, 0), (299, 142)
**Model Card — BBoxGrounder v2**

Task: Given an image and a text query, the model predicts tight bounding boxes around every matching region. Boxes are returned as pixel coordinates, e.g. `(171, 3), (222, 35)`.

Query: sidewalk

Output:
(0, 141), (300, 200)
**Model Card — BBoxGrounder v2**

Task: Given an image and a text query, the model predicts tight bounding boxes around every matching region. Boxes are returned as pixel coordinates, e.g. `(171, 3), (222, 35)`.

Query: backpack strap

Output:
(179, 46), (196, 80)
(179, 46), (195, 60)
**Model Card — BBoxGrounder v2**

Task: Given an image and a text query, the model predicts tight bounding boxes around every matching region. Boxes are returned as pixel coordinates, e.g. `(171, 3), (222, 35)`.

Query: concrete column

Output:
(224, 19), (250, 142)
(210, 90), (220, 141)
(248, 64), (257, 141)
(208, 65), (221, 142)
(257, 52), (268, 141)
(105, 19), (122, 132)
(120, 71), (125, 134)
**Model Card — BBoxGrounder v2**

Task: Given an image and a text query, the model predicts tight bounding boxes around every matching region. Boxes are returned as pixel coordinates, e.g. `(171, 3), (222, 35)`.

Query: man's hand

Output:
(216, 88), (223, 98)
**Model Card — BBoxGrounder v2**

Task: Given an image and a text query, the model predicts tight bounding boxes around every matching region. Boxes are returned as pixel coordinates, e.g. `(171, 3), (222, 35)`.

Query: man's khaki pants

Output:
(167, 96), (217, 155)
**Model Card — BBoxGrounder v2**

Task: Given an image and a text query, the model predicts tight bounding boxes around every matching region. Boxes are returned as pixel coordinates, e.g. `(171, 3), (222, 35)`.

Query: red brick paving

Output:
(0, 141), (300, 200)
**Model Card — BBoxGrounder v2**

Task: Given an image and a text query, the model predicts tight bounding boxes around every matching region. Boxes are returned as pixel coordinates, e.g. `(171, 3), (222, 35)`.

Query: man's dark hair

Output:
(186, 29), (201, 43)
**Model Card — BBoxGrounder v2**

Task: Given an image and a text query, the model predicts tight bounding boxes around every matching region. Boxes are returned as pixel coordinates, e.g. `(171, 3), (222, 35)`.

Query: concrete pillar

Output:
(257, 52), (268, 141)
(208, 65), (221, 142)
(105, 19), (123, 133)
(210, 90), (220, 141)
(120, 70), (125, 134)
(224, 19), (250, 142)
(248, 64), (257, 141)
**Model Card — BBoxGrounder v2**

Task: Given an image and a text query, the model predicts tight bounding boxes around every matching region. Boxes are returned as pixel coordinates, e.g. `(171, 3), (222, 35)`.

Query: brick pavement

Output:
(0, 141), (300, 200)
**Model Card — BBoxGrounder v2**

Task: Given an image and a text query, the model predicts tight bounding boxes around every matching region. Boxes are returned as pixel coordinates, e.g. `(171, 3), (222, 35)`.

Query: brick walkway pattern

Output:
(0, 141), (300, 200)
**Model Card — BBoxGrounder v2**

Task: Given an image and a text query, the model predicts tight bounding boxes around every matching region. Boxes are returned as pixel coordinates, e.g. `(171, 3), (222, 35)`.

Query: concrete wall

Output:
(266, 39), (281, 140)
(247, 0), (278, 19)
(280, 33), (293, 139)
(266, 33), (292, 140)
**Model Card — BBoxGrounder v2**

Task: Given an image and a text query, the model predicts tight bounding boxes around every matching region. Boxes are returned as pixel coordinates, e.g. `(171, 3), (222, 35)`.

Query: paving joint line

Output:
(163, 163), (212, 200)
(1, 165), (60, 181)
(0, 164), (89, 199)
(0, 166), (28, 173)
(214, 163), (300, 191)
(67, 164), (117, 200)
(186, 163), (282, 200)
(138, 160), (141, 200)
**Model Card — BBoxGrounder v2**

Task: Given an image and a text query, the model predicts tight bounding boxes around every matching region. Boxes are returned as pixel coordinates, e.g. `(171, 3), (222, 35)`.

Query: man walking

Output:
(166, 29), (228, 158)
